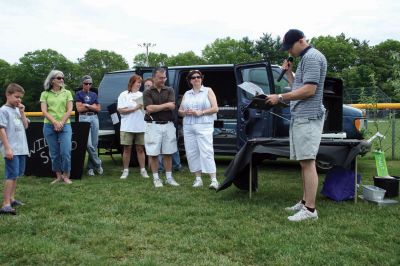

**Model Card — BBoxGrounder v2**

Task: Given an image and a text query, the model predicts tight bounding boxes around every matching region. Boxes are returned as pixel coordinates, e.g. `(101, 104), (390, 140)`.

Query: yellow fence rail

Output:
(349, 103), (400, 110)
(25, 111), (76, 117)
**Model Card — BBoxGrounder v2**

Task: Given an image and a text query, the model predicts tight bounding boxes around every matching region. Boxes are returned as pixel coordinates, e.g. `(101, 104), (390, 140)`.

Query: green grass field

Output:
(0, 155), (399, 265)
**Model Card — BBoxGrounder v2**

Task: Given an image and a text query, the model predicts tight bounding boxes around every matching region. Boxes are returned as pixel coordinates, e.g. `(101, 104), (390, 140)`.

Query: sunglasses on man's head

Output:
(83, 83), (92, 85)
(55, 77), (64, 80)
(190, 75), (202, 80)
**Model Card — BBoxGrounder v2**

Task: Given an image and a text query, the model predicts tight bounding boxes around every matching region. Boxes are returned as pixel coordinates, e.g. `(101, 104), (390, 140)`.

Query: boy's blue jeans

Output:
(43, 123), (72, 173)
(5, 155), (26, 179)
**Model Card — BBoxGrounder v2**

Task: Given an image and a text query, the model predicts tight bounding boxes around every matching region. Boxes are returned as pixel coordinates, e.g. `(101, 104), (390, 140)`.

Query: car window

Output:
(240, 67), (271, 99)
(142, 72), (152, 80)
(167, 70), (176, 87)
(272, 67), (289, 94)
(98, 72), (133, 106)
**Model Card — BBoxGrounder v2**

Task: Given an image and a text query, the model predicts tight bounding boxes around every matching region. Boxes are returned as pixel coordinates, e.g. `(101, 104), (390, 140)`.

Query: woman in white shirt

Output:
(117, 74), (148, 179)
(178, 70), (219, 189)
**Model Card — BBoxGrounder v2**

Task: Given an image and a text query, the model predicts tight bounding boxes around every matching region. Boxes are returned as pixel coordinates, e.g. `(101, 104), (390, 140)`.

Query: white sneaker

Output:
(285, 201), (304, 212)
(140, 169), (149, 178)
(288, 206), (318, 222)
(120, 170), (129, 179)
(166, 178), (180, 186)
(88, 169), (95, 176)
(209, 180), (219, 190)
(97, 166), (104, 175)
(153, 178), (163, 188)
(192, 179), (203, 188)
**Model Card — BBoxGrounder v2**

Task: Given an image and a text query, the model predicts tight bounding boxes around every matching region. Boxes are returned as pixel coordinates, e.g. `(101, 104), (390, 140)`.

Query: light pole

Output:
(138, 43), (156, 66)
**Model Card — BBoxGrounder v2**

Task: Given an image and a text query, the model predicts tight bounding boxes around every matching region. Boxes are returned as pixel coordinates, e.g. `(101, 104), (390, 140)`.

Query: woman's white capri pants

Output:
(183, 123), (216, 174)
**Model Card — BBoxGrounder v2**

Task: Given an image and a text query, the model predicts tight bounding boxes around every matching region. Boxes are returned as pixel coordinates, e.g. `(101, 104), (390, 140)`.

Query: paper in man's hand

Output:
(238, 82), (265, 97)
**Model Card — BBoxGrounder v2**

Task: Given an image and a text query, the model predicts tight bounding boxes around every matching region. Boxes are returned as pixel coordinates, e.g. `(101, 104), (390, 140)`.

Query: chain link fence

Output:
(343, 87), (392, 104)
(362, 110), (399, 160)
(344, 87), (399, 160)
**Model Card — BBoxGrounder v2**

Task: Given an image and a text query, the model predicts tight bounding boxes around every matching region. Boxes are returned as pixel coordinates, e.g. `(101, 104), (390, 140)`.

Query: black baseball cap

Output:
(280, 29), (305, 51)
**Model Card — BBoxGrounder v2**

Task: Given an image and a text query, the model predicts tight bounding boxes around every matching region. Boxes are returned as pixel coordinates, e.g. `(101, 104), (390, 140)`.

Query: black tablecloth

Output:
(217, 138), (368, 192)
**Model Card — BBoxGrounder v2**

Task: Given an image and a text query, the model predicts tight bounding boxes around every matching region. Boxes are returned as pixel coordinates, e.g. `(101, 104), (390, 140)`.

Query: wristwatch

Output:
(278, 94), (284, 102)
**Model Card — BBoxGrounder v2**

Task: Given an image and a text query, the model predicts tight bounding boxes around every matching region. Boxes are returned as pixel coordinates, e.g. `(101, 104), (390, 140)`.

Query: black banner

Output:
(25, 122), (90, 179)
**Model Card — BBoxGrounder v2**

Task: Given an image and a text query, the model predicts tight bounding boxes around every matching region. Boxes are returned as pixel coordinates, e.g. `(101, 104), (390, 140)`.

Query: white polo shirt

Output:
(117, 90), (146, 133)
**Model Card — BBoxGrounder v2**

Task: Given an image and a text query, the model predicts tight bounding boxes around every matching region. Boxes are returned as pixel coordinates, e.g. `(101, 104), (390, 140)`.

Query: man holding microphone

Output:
(266, 29), (327, 221)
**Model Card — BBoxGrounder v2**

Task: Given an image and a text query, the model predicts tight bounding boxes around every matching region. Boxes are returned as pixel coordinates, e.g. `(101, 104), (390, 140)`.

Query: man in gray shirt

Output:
(266, 29), (327, 221)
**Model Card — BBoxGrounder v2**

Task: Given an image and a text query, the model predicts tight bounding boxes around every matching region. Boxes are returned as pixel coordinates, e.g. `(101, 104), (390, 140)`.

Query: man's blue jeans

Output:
(43, 123), (72, 173)
(158, 151), (182, 171)
(79, 115), (102, 170)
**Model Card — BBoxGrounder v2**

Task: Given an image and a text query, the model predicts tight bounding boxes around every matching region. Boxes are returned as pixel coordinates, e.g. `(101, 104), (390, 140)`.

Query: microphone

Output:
(277, 56), (294, 82)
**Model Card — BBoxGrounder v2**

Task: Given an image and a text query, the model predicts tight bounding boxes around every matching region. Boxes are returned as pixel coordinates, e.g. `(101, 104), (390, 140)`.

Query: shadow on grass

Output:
(214, 159), (304, 208)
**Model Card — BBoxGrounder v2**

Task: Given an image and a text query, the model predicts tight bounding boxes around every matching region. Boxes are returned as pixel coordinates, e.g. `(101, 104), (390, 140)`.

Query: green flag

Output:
(373, 150), (389, 177)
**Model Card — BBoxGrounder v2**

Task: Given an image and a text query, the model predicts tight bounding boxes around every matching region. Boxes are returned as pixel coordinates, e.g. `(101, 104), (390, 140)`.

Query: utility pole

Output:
(138, 43), (156, 66)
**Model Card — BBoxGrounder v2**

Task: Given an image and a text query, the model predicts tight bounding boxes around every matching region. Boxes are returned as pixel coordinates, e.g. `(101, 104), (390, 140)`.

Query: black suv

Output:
(97, 62), (365, 155)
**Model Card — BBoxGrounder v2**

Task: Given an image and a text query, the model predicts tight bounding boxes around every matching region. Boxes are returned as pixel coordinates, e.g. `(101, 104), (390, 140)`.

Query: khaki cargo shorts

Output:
(120, 132), (145, 145)
(289, 115), (325, 161)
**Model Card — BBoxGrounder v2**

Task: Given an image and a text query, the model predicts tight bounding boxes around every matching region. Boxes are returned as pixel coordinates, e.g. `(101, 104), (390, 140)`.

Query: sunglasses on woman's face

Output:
(55, 77), (64, 80)
(83, 83), (92, 85)
(190, 76), (202, 80)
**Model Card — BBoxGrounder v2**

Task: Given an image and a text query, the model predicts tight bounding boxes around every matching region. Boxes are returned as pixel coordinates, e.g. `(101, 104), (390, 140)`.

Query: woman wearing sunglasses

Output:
(40, 70), (73, 184)
(178, 70), (219, 189)
(75, 75), (103, 177)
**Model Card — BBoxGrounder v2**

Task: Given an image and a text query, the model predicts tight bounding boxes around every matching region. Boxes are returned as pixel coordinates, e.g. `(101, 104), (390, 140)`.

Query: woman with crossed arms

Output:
(178, 70), (219, 189)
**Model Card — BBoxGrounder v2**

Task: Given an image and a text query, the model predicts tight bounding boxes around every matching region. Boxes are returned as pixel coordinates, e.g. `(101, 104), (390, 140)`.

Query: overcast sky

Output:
(1, 0), (399, 67)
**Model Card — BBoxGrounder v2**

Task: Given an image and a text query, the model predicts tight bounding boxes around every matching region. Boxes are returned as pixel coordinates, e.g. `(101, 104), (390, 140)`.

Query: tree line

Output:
(1, 32), (399, 111)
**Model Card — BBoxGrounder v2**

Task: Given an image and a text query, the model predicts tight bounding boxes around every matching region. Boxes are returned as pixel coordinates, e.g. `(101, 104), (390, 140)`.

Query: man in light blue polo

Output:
(266, 29), (327, 221)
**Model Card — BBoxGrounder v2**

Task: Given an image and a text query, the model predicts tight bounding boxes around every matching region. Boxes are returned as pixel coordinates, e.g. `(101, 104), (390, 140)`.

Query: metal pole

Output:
(145, 45), (149, 67)
(138, 43), (156, 67)
(354, 157), (358, 203)
(392, 110), (396, 160)
(249, 156), (252, 199)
